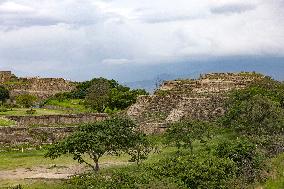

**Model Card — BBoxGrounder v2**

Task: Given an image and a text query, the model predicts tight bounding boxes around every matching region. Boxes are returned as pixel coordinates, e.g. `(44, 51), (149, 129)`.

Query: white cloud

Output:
(0, 0), (283, 80)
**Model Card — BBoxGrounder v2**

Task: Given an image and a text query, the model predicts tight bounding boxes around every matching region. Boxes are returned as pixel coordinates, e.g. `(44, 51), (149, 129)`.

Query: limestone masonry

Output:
(0, 71), (75, 98)
(127, 72), (265, 133)
(0, 113), (108, 145)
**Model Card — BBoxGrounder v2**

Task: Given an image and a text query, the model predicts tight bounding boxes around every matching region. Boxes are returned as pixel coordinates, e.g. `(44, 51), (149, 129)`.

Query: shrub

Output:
(0, 106), (8, 112)
(165, 120), (214, 152)
(151, 154), (237, 189)
(15, 94), (37, 108)
(26, 109), (36, 115)
(214, 138), (267, 185)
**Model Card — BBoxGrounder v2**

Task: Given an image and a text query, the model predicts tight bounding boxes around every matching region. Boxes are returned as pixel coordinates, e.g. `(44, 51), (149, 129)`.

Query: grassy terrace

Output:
(0, 117), (16, 126)
(44, 99), (88, 113)
(0, 108), (68, 117)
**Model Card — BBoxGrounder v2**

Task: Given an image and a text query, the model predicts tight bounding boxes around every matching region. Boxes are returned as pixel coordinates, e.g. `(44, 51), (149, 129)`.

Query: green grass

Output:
(0, 117), (16, 126)
(45, 99), (88, 113)
(0, 149), (131, 188)
(264, 152), (284, 189)
(0, 108), (68, 116)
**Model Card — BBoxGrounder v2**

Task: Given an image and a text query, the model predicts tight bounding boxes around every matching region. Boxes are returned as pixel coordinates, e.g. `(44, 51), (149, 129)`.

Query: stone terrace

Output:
(127, 72), (265, 133)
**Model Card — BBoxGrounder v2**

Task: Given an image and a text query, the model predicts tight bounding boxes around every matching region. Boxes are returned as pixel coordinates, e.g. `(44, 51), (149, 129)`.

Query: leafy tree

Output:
(222, 95), (284, 136)
(221, 78), (284, 155)
(49, 77), (148, 112)
(85, 79), (111, 112)
(127, 133), (152, 165)
(165, 120), (213, 152)
(108, 88), (147, 111)
(0, 85), (9, 103)
(15, 94), (37, 108)
(214, 138), (267, 184)
(45, 117), (151, 171)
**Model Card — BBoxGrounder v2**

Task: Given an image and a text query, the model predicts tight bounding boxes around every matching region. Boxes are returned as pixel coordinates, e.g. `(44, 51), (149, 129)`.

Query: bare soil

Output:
(0, 161), (127, 180)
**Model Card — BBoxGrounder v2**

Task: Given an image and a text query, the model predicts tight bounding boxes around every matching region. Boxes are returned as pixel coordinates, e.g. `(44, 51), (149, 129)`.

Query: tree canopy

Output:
(0, 85), (9, 103)
(45, 117), (151, 171)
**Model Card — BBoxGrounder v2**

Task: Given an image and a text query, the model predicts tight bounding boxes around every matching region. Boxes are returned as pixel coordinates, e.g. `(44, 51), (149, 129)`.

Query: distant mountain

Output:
(124, 73), (178, 93)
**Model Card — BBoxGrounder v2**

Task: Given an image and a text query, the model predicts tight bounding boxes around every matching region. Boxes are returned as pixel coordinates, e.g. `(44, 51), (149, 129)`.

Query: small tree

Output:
(165, 120), (213, 153)
(45, 117), (151, 171)
(85, 79), (111, 112)
(15, 94), (37, 108)
(0, 86), (9, 103)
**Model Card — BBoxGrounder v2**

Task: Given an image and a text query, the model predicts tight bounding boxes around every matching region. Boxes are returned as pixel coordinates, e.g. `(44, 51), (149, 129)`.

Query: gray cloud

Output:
(211, 3), (256, 15)
(0, 0), (283, 82)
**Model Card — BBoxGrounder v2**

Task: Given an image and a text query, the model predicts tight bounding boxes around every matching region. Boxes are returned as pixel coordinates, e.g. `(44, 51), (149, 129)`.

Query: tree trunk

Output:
(95, 160), (100, 171)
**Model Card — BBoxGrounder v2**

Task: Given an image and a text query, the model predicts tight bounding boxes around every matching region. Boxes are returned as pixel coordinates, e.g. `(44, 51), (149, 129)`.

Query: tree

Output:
(214, 138), (267, 184)
(85, 79), (111, 112)
(0, 85), (9, 103)
(45, 117), (151, 171)
(165, 120), (213, 152)
(15, 94), (37, 108)
(222, 95), (284, 136)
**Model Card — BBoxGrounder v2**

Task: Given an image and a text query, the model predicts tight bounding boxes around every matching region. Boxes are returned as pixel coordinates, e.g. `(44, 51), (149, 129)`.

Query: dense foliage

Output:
(15, 94), (37, 108)
(0, 85), (9, 103)
(45, 77), (148, 113)
(165, 120), (213, 152)
(221, 77), (284, 156)
(45, 117), (151, 171)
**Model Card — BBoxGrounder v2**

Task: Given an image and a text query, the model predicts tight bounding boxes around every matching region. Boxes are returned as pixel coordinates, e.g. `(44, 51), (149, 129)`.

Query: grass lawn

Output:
(0, 149), (131, 188)
(0, 108), (68, 117)
(45, 99), (88, 113)
(0, 117), (16, 126)
(263, 152), (284, 189)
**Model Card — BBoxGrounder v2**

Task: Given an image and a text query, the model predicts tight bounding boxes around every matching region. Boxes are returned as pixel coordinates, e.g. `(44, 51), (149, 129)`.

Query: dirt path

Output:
(0, 162), (127, 180)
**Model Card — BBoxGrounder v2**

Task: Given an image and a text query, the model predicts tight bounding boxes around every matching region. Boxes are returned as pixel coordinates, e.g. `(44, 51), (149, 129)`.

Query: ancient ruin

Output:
(0, 113), (108, 145)
(127, 72), (266, 133)
(0, 71), (75, 98)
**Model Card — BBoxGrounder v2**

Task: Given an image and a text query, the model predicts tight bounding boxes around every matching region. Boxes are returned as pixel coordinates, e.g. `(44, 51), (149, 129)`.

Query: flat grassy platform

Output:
(0, 108), (68, 117)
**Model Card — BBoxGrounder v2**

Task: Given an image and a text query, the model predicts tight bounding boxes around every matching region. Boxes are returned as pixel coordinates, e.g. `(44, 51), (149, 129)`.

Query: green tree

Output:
(85, 79), (111, 112)
(214, 138), (267, 184)
(15, 94), (37, 108)
(222, 95), (284, 136)
(165, 120), (213, 152)
(0, 85), (9, 103)
(45, 117), (151, 171)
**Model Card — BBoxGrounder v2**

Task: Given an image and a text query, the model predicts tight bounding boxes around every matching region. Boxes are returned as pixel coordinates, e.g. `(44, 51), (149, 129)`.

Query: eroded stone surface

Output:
(127, 72), (265, 133)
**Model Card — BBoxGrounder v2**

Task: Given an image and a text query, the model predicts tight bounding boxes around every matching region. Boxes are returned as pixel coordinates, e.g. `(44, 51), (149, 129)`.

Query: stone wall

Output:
(0, 126), (76, 145)
(0, 71), (12, 83)
(127, 72), (265, 134)
(5, 113), (108, 127)
(0, 71), (76, 98)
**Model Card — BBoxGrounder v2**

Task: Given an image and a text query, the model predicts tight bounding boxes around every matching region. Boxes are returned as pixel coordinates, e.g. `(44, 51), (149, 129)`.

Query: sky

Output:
(0, 0), (283, 82)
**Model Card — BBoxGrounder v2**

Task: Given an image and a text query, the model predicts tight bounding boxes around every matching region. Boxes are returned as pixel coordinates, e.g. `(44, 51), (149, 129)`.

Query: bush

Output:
(151, 154), (237, 189)
(69, 166), (184, 189)
(214, 138), (267, 185)
(0, 106), (8, 112)
(15, 94), (37, 108)
(26, 109), (36, 115)
(165, 120), (214, 152)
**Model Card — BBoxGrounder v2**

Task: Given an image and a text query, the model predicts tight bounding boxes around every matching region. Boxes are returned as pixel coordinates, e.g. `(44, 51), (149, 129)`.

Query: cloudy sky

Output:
(0, 0), (283, 82)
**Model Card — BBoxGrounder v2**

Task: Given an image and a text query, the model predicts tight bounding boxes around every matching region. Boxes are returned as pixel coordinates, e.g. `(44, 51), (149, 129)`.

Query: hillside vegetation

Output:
(1, 73), (284, 189)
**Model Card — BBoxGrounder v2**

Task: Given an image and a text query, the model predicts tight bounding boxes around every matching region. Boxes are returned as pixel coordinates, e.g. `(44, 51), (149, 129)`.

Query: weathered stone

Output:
(127, 72), (265, 134)
(5, 113), (108, 127)
(0, 71), (75, 99)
